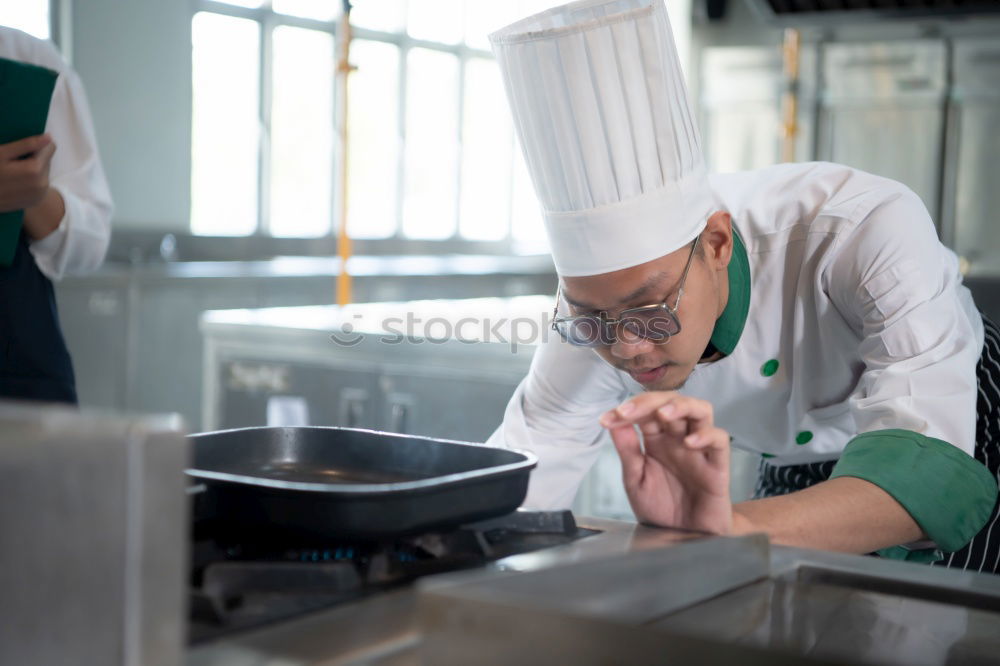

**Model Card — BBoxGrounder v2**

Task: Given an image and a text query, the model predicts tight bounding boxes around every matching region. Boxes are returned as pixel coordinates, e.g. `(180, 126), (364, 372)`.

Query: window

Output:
(269, 25), (335, 237)
(190, 12), (260, 236)
(0, 0), (50, 40)
(346, 39), (399, 239)
(460, 57), (511, 242)
(190, 0), (563, 248)
(402, 47), (459, 240)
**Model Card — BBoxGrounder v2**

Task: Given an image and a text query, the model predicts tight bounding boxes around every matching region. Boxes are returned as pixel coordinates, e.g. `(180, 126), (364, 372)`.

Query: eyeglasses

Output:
(551, 234), (700, 348)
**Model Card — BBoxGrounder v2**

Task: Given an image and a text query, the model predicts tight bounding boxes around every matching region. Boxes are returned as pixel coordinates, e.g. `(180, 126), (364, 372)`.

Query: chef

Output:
(485, 0), (1000, 572)
(0, 26), (113, 403)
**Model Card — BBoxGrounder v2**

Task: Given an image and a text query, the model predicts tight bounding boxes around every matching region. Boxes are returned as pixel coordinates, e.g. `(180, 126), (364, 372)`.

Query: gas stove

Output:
(189, 508), (598, 643)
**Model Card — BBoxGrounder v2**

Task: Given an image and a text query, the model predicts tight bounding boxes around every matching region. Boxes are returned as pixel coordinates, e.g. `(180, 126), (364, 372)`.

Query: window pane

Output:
(191, 12), (260, 236)
(351, 0), (406, 33)
(459, 58), (511, 241)
(347, 40), (400, 239)
(460, 1), (577, 49)
(407, 0), (463, 45)
(517, 0), (568, 13)
(212, 0), (265, 7)
(0, 0), (49, 40)
(273, 0), (338, 22)
(463, 0), (521, 50)
(269, 26), (335, 238)
(402, 48), (459, 239)
(510, 148), (547, 249)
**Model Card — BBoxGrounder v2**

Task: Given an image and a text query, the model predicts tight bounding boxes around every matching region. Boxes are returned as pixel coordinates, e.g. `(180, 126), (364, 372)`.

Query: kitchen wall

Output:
(72, 0), (192, 232)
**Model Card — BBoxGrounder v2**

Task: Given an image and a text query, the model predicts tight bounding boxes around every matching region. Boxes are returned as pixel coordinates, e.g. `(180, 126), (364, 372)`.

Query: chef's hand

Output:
(0, 134), (65, 241)
(0, 135), (55, 213)
(600, 393), (732, 535)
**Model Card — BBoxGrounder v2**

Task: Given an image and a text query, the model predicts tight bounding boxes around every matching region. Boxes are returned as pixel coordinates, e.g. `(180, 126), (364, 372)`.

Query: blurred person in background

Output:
(0, 26), (113, 403)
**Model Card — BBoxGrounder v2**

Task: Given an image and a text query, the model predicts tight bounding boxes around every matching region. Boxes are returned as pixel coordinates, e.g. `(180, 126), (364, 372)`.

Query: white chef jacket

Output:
(0, 26), (113, 280)
(487, 161), (984, 510)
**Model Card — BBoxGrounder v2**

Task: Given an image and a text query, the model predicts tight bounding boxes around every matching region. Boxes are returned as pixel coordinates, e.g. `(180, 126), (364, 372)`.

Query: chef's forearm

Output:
(731, 476), (924, 553)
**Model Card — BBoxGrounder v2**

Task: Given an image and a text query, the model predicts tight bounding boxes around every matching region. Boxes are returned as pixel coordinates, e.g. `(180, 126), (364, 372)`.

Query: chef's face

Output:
(560, 212), (734, 391)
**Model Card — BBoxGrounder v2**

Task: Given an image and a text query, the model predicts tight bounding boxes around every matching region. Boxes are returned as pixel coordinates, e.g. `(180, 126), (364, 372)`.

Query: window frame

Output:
(50, 0), (70, 56)
(194, 0), (528, 254)
(2, 0), (64, 49)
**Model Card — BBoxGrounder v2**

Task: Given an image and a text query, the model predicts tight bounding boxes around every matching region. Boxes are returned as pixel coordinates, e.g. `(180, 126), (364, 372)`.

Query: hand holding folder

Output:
(0, 57), (58, 267)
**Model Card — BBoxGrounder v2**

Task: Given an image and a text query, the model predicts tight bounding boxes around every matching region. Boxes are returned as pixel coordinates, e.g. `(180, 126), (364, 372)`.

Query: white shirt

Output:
(487, 162), (984, 510)
(0, 26), (113, 280)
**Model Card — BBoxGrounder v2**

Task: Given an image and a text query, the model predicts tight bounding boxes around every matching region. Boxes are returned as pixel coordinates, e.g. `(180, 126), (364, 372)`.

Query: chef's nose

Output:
(608, 326), (655, 359)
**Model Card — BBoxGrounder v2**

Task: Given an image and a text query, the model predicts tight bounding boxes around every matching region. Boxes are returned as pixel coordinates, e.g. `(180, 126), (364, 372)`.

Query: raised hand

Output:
(0, 134), (56, 214)
(600, 392), (732, 535)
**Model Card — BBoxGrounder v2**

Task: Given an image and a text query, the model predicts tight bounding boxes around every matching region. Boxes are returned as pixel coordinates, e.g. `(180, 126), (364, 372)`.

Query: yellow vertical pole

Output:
(780, 28), (800, 164)
(336, 4), (355, 306)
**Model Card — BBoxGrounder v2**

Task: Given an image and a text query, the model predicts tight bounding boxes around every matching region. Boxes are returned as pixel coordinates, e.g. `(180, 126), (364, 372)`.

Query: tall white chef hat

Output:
(490, 0), (716, 277)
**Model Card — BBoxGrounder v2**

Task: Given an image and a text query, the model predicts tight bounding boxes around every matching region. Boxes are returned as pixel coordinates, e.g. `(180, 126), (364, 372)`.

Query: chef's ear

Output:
(701, 211), (733, 270)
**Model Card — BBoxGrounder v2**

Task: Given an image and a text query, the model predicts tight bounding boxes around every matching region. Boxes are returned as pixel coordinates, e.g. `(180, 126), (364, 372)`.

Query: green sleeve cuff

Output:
(876, 544), (944, 564)
(830, 429), (998, 554)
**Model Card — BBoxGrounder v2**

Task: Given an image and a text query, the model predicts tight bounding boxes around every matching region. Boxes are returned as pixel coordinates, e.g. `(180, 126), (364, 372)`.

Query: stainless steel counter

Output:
(187, 517), (1000, 665)
(59, 254), (556, 284)
(1, 403), (189, 666)
(198, 295), (554, 340)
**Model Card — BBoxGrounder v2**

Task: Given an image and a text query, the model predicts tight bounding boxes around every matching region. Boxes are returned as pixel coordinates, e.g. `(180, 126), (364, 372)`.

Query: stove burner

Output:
(189, 509), (597, 643)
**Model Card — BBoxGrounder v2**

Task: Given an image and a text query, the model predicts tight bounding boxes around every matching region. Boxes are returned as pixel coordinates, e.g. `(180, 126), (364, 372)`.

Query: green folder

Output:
(0, 57), (59, 266)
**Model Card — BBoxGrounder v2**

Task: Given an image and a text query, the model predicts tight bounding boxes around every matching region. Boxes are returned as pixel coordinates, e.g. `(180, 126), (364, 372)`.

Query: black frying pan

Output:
(186, 426), (537, 539)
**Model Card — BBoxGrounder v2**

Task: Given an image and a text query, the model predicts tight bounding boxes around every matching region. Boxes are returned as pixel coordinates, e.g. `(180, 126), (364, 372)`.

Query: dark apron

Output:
(0, 233), (77, 404)
(754, 314), (1000, 574)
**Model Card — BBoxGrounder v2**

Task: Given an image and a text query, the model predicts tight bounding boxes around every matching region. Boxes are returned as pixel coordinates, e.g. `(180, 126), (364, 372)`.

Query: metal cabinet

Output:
(947, 39), (1000, 277)
(378, 369), (522, 443)
(700, 45), (817, 173)
(818, 41), (947, 221)
(217, 359), (380, 431)
(200, 302), (542, 439)
(53, 280), (130, 410)
(56, 273), (266, 428)
(133, 280), (260, 428)
(215, 363), (525, 444)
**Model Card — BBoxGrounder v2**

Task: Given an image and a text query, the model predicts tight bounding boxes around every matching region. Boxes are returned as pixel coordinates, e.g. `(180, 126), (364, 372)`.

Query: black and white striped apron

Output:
(754, 314), (1000, 574)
